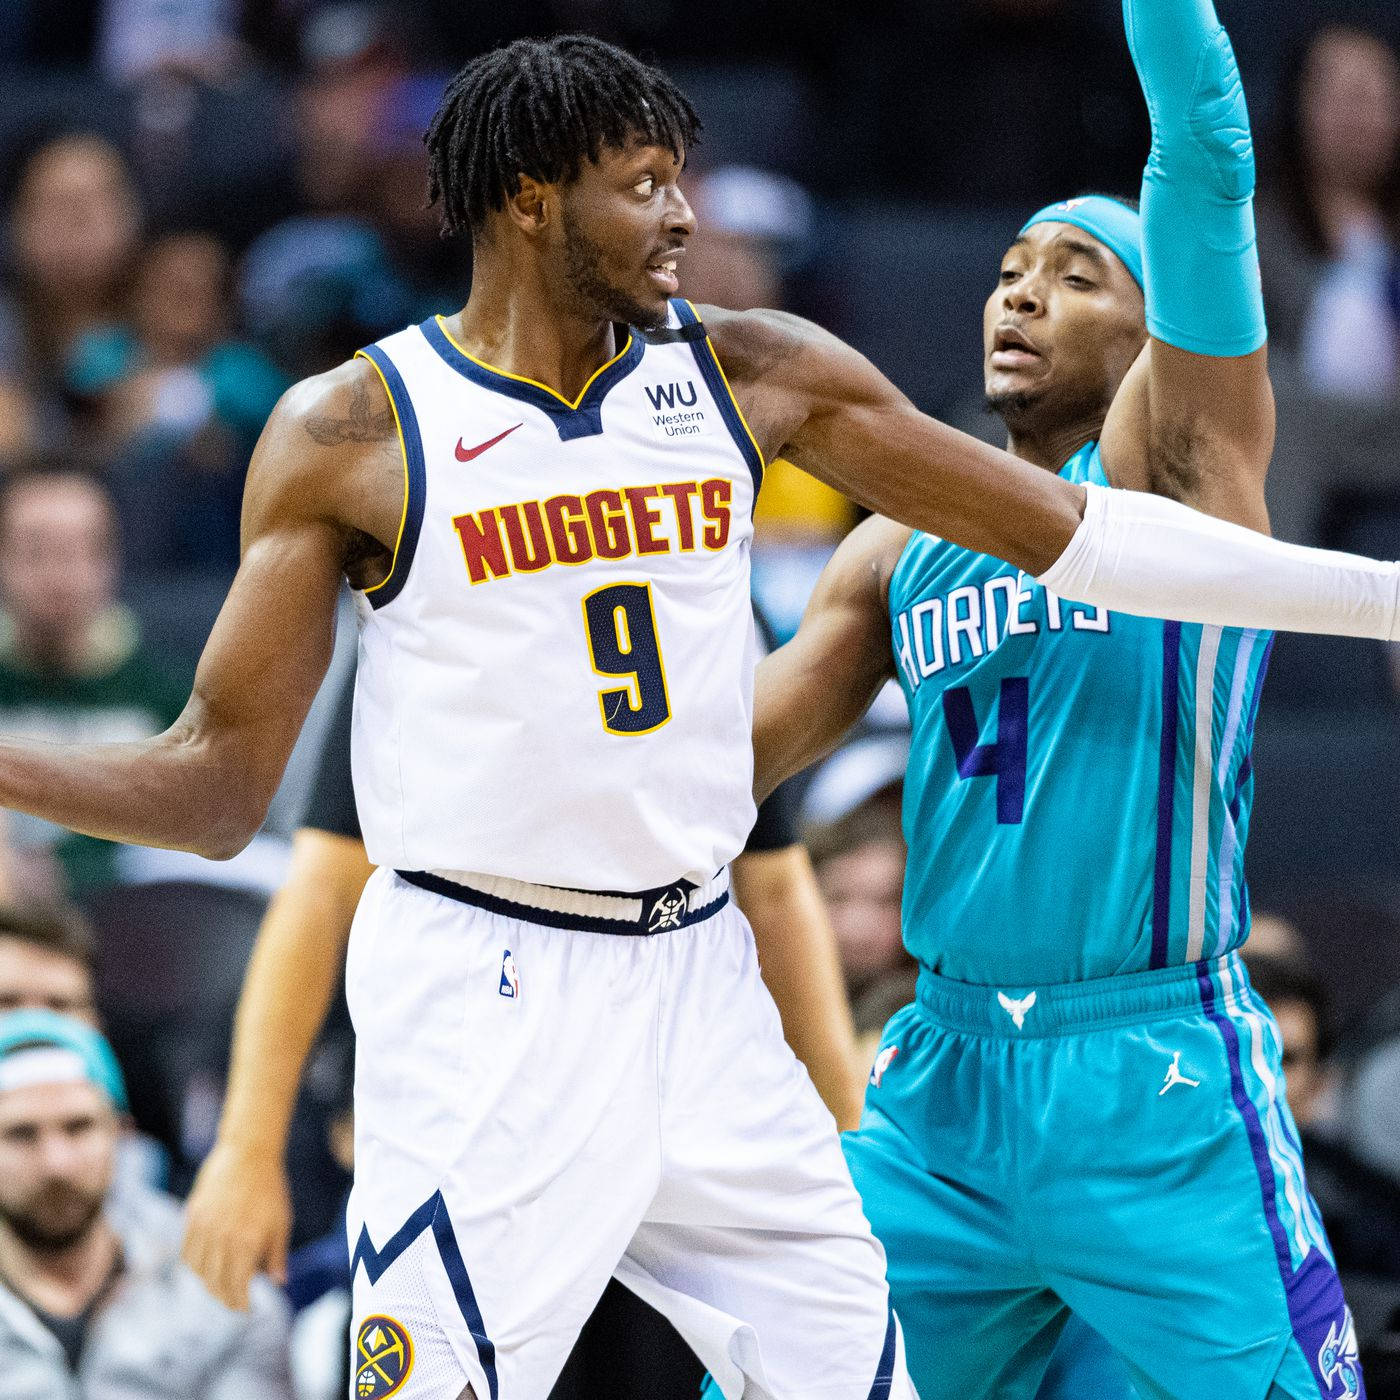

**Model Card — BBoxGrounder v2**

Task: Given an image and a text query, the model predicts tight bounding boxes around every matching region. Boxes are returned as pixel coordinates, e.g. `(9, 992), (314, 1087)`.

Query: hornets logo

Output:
(355, 1315), (414, 1397)
(1317, 1312), (1361, 1399)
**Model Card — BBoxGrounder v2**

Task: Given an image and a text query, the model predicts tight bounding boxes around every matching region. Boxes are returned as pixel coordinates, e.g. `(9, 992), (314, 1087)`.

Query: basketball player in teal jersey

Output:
(750, 0), (1365, 1397)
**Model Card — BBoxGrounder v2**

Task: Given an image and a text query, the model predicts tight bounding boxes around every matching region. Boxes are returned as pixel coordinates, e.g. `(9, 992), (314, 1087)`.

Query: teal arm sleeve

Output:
(1124, 0), (1268, 356)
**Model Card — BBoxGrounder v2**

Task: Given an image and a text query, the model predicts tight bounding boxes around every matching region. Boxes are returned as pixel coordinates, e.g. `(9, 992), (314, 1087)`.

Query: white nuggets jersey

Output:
(349, 300), (762, 891)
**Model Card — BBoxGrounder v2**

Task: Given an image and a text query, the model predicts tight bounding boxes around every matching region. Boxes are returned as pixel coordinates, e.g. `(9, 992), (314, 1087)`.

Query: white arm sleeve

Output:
(1037, 482), (1400, 640)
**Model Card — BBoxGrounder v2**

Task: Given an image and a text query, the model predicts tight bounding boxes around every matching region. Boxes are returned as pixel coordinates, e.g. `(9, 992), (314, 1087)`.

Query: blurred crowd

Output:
(0, 0), (1398, 1394)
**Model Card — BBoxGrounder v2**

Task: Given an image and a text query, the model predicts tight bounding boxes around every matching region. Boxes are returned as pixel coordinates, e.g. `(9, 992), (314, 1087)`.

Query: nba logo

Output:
(499, 950), (520, 999)
(870, 1045), (899, 1088)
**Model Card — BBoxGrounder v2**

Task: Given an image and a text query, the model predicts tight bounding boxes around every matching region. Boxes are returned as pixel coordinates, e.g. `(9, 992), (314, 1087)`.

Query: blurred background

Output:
(0, 0), (1399, 1393)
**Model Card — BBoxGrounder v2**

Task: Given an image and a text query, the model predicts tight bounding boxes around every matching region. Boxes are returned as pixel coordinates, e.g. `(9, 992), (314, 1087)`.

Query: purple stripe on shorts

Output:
(1196, 965), (1293, 1279)
(1197, 966), (1366, 1398)
(1151, 622), (1182, 969)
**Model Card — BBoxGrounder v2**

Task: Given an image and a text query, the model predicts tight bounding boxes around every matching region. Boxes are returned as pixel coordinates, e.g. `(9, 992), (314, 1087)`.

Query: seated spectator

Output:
(1256, 23), (1400, 397)
(0, 1009), (294, 1396)
(0, 903), (96, 1023)
(802, 734), (915, 1063)
(0, 466), (186, 899)
(1247, 955), (1400, 1286)
(237, 4), (427, 379)
(1243, 910), (1310, 965)
(680, 165), (854, 638)
(0, 898), (169, 1193)
(65, 231), (289, 570)
(0, 132), (143, 461)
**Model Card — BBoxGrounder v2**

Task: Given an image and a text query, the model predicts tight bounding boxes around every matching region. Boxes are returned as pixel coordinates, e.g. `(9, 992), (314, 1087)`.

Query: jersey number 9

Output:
(582, 583), (672, 735)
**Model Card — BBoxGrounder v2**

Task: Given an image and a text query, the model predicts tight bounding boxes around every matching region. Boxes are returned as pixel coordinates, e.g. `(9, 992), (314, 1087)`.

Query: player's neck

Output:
(1003, 418), (1102, 476)
(449, 252), (622, 404)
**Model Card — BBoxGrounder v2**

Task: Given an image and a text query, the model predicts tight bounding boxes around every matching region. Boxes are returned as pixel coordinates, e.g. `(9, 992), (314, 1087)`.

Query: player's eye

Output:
(634, 176), (656, 197)
(999, 268), (1021, 284)
(1064, 274), (1094, 289)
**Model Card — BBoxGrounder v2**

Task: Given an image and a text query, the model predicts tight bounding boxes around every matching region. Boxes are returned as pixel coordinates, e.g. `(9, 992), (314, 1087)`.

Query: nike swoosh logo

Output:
(455, 423), (523, 461)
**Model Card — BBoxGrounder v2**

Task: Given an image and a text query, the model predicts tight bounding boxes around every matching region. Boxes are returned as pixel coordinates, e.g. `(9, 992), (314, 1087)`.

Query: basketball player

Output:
(0, 32), (1397, 1400)
(752, 1), (1366, 1397)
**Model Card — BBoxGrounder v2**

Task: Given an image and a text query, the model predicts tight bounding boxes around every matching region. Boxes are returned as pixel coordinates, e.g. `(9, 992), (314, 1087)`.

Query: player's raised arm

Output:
(705, 307), (1400, 640)
(1097, 0), (1273, 529)
(0, 361), (397, 857)
(752, 515), (907, 802)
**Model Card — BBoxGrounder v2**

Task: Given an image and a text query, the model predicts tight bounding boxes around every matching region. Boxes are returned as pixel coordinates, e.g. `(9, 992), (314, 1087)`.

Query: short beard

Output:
(561, 211), (665, 332)
(0, 1185), (104, 1253)
(983, 388), (1043, 434)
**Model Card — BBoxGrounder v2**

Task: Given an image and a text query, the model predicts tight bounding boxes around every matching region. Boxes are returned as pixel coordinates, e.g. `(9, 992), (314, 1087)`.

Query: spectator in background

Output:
(1257, 23), (1400, 397)
(238, 4), (430, 379)
(0, 466), (186, 899)
(1246, 954), (1400, 1286)
(0, 131), (143, 461)
(65, 230), (289, 570)
(801, 728), (915, 1064)
(680, 166), (855, 639)
(0, 1010), (295, 1397)
(1242, 910), (1311, 964)
(0, 903), (97, 1023)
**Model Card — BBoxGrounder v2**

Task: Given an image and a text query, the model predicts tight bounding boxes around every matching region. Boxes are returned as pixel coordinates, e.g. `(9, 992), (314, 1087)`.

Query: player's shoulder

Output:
(698, 305), (846, 382)
(242, 356), (401, 535)
(275, 356), (396, 450)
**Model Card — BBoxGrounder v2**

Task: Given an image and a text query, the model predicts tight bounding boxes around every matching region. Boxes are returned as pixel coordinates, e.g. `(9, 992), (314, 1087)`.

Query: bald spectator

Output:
(0, 465), (185, 899)
(0, 1011), (294, 1397)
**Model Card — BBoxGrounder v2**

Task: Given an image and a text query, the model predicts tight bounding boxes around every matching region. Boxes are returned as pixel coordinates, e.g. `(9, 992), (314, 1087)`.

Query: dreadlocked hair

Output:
(424, 34), (702, 238)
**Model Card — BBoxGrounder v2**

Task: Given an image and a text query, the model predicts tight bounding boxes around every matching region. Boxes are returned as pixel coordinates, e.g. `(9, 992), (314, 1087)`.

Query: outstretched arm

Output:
(1100, 0), (1273, 530)
(706, 309), (1400, 640)
(0, 361), (399, 858)
(753, 515), (907, 802)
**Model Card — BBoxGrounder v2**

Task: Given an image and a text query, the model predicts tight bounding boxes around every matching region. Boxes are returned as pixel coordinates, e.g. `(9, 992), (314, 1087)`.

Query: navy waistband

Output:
(395, 869), (730, 936)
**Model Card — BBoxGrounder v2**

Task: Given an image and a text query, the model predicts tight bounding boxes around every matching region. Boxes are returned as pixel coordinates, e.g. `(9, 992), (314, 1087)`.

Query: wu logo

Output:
(997, 991), (1037, 1029)
(645, 380), (698, 411)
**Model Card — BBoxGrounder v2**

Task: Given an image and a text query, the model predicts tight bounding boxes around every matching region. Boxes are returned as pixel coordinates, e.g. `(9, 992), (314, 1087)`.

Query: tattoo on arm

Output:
(302, 378), (397, 446)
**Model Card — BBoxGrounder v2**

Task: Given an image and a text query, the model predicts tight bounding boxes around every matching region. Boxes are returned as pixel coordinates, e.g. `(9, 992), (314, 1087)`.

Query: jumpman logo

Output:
(1158, 1051), (1201, 1095)
(996, 991), (1037, 1030)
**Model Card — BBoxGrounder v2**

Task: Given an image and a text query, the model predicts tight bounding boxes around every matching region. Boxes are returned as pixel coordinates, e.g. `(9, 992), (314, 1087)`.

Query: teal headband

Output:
(0, 1009), (128, 1112)
(1019, 196), (1144, 291)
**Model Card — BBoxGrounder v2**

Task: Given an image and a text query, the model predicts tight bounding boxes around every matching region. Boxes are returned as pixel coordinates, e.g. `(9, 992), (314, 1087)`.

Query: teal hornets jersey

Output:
(888, 443), (1273, 984)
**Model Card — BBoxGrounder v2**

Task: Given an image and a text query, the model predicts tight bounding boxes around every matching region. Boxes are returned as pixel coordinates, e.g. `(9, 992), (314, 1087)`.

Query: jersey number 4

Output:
(582, 583), (672, 735)
(943, 678), (1027, 824)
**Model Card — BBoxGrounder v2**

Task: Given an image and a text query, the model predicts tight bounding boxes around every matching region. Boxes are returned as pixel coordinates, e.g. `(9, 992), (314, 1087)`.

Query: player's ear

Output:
(507, 175), (553, 237)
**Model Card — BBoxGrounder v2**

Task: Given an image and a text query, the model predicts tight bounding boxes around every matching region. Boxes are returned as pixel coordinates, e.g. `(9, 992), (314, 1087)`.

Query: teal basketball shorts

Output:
(844, 953), (1364, 1400)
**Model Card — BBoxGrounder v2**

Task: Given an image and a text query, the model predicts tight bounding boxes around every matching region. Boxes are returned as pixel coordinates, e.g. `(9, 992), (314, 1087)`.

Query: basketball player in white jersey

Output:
(3, 33), (1400, 1400)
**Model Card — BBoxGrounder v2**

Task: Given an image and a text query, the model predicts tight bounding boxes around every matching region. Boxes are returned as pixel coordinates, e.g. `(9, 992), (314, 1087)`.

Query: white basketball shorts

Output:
(343, 866), (914, 1400)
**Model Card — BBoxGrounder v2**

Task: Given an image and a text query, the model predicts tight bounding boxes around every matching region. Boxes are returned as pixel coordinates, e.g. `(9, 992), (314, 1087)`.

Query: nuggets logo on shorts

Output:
(355, 1315), (414, 1398)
